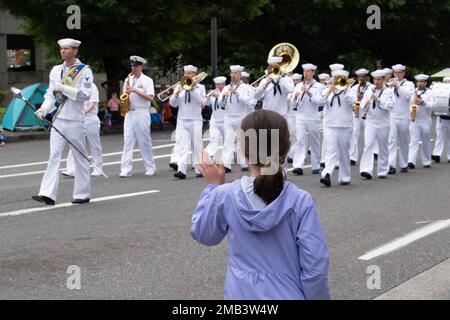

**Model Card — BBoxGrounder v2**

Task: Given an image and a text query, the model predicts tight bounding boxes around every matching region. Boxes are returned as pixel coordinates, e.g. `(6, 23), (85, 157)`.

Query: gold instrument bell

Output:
(251, 42), (300, 88)
(334, 76), (355, 91)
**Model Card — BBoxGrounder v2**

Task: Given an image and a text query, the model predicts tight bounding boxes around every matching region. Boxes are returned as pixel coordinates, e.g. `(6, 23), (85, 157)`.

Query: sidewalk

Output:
(375, 258), (450, 300)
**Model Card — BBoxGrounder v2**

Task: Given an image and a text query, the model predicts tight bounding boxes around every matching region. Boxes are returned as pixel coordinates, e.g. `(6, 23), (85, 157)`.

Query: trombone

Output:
(321, 76), (356, 97)
(251, 42), (300, 88)
(157, 72), (208, 102)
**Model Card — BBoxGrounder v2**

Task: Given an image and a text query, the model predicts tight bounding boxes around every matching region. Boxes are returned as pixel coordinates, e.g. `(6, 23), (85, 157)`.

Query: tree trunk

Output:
(102, 56), (123, 99)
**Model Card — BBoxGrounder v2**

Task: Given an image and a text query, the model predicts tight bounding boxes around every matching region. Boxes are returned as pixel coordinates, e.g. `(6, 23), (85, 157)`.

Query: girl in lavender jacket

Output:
(191, 110), (330, 300)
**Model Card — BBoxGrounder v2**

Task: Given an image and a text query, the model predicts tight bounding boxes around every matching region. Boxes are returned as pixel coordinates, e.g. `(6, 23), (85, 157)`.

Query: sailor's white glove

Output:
(34, 99), (54, 120)
(54, 81), (79, 100)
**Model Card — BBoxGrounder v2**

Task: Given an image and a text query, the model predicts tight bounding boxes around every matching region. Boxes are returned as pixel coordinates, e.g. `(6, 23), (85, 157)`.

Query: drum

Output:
(431, 82), (450, 115)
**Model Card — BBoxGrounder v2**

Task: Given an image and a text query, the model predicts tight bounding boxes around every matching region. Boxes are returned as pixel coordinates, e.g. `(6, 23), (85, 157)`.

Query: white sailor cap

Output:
(267, 56), (283, 65)
(332, 70), (349, 78)
(184, 65), (198, 72)
(58, 38), (81, 48)
(130, 55), (147, 65)
(241, 71), (250, 78)
(318, 73), (330, 80)
(302, 63), (317, 71)
(230, 65), (244, 72)
(392, 64), (406, 71)
(329, 63), (344, 71)
(355, 68), (370, 76)
(291, 73), (303, 81)
(213, 76), (227, 84)
(414, 74), (429, 81)
(383, 68), (393, 74)
(444, 77), (450, 82)
(371, 69), (386, 78)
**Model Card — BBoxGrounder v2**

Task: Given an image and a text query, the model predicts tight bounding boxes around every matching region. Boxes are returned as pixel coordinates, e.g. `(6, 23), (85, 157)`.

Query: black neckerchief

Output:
(330, 90), (344, 107)
(358, 83), (369, 99)
(272, 78), (282, 96)
(229, 83), (241, 104)
(394, 79), (406, 98)
(300, 81), (316, 102)
(373, 88), (384, 109)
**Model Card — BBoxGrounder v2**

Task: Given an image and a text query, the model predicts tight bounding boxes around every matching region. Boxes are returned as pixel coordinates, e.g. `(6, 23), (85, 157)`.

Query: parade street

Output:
(0, 129), (449, 300)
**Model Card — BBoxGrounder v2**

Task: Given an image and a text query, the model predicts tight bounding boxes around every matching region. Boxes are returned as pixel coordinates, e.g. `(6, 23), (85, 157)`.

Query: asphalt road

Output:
(0, 126), (449, 300)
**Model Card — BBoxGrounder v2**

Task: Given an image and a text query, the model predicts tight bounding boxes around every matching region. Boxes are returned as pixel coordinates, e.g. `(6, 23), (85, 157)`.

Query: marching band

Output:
(28, 39), (450, 205)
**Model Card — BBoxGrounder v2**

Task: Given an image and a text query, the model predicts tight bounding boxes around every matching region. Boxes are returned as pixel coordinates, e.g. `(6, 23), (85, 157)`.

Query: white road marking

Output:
(0, 190), (160, 218)
(358, 219), (450, 261)
(0, 138), (213, 170)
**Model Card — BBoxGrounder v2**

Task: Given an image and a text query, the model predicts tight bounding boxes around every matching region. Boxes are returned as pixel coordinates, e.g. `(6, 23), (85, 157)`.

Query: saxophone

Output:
(120, 73), (133, 117)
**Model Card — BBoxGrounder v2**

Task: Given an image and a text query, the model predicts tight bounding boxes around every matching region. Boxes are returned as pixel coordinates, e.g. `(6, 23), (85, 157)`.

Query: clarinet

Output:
(361, 88), (376, 120)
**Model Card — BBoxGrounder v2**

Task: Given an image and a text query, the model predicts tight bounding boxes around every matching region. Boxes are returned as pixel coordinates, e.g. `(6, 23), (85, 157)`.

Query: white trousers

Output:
(389, 118), (410, 169)
(39, 118), (90, 201)
(322, 127), (352, 183)
(360, 124), (390, 176)
(120, 109), (156, 175)
(173, 119), (203, 175)
(350, 116), (364, 162)
(66, 117), (103, 174)
(321, 127), (328, 164)
(223, 115), (247, 169)
(206, 120), (225, 161)
(432, 117), (450, 159)
(294, 119), (321, 170)
(287, 114), (296, 160)
(408, 121), (432, 166)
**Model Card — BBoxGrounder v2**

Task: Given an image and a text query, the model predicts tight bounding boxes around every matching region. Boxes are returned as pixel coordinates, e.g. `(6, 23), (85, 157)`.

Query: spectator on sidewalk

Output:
(0, 128), (6, 147)
(107, 91), (120, 125)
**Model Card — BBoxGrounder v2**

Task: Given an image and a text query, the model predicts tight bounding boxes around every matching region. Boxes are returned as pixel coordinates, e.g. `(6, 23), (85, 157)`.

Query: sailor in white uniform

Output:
(360, 70), (395, 180)
(169, 65), (206, 179)
(32, 38), (93, 205)
(205, 76), (227, 162)
(350, 68), (374, 165)
(63, 83), (103, 177)
(219, 65), (255, 173)
(387, 64), (415, 174)
(407, 74), (436, 169)
(319, 70), (356, 187)
(119, 55), (156, 177)
(286, 73), (303, 163)
(432, 76), (450, 163)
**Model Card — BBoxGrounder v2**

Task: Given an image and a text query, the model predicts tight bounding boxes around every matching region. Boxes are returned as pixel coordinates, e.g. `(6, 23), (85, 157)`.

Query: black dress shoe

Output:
(32, 195), (55, 206)
(241, 167), (249, 172)
(287, 157), (293, 164)
(400, 167), (408, 173)
(448, 160), (450, 163)
(195, 173), (203, 178)
(169, 162), (178, 172)
(293, 168), (303, 176)
(225, 167), (232, 174)
(350, 160), (356, 166)
(71, 198), (90, 204)
(431, 155), (441, 163)
(335, 166), (339, 170)
(320, 173), (331, 187)
(361, 172), (372, 180)
(320, 162), (325, 168)
(311, 169), (320, 175)
(378, 175), (387, 179)
(174, 171), (186, 179)
(388, 167), (396, 175)
(339, 181), (350, 185)
(424, 165), (431, 168)
(374, 153), (378, 160)
(408, 162), (415, 169)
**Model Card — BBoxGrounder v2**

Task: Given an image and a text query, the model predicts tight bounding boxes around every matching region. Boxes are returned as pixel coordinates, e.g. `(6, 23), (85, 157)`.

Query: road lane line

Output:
(358, 219), (450, 261)
(0, 138), (213, 170)
(0, 190), (160, 218)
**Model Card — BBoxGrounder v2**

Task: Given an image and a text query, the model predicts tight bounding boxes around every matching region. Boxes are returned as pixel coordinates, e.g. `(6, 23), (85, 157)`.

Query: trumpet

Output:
(222, 83), (234, 106)
(387, 77), (399, 88)
(157, 72), (208, 102)
(321, 76), (355, 97)
(120, 73), (133, 117)
(206, 89), (219, 99)
(361, 88), (377, 120)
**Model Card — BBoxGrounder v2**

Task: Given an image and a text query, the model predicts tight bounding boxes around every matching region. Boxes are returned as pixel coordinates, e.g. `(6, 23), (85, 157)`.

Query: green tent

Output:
(1, 83), (49, 132)
(431, 68), (450, 78)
